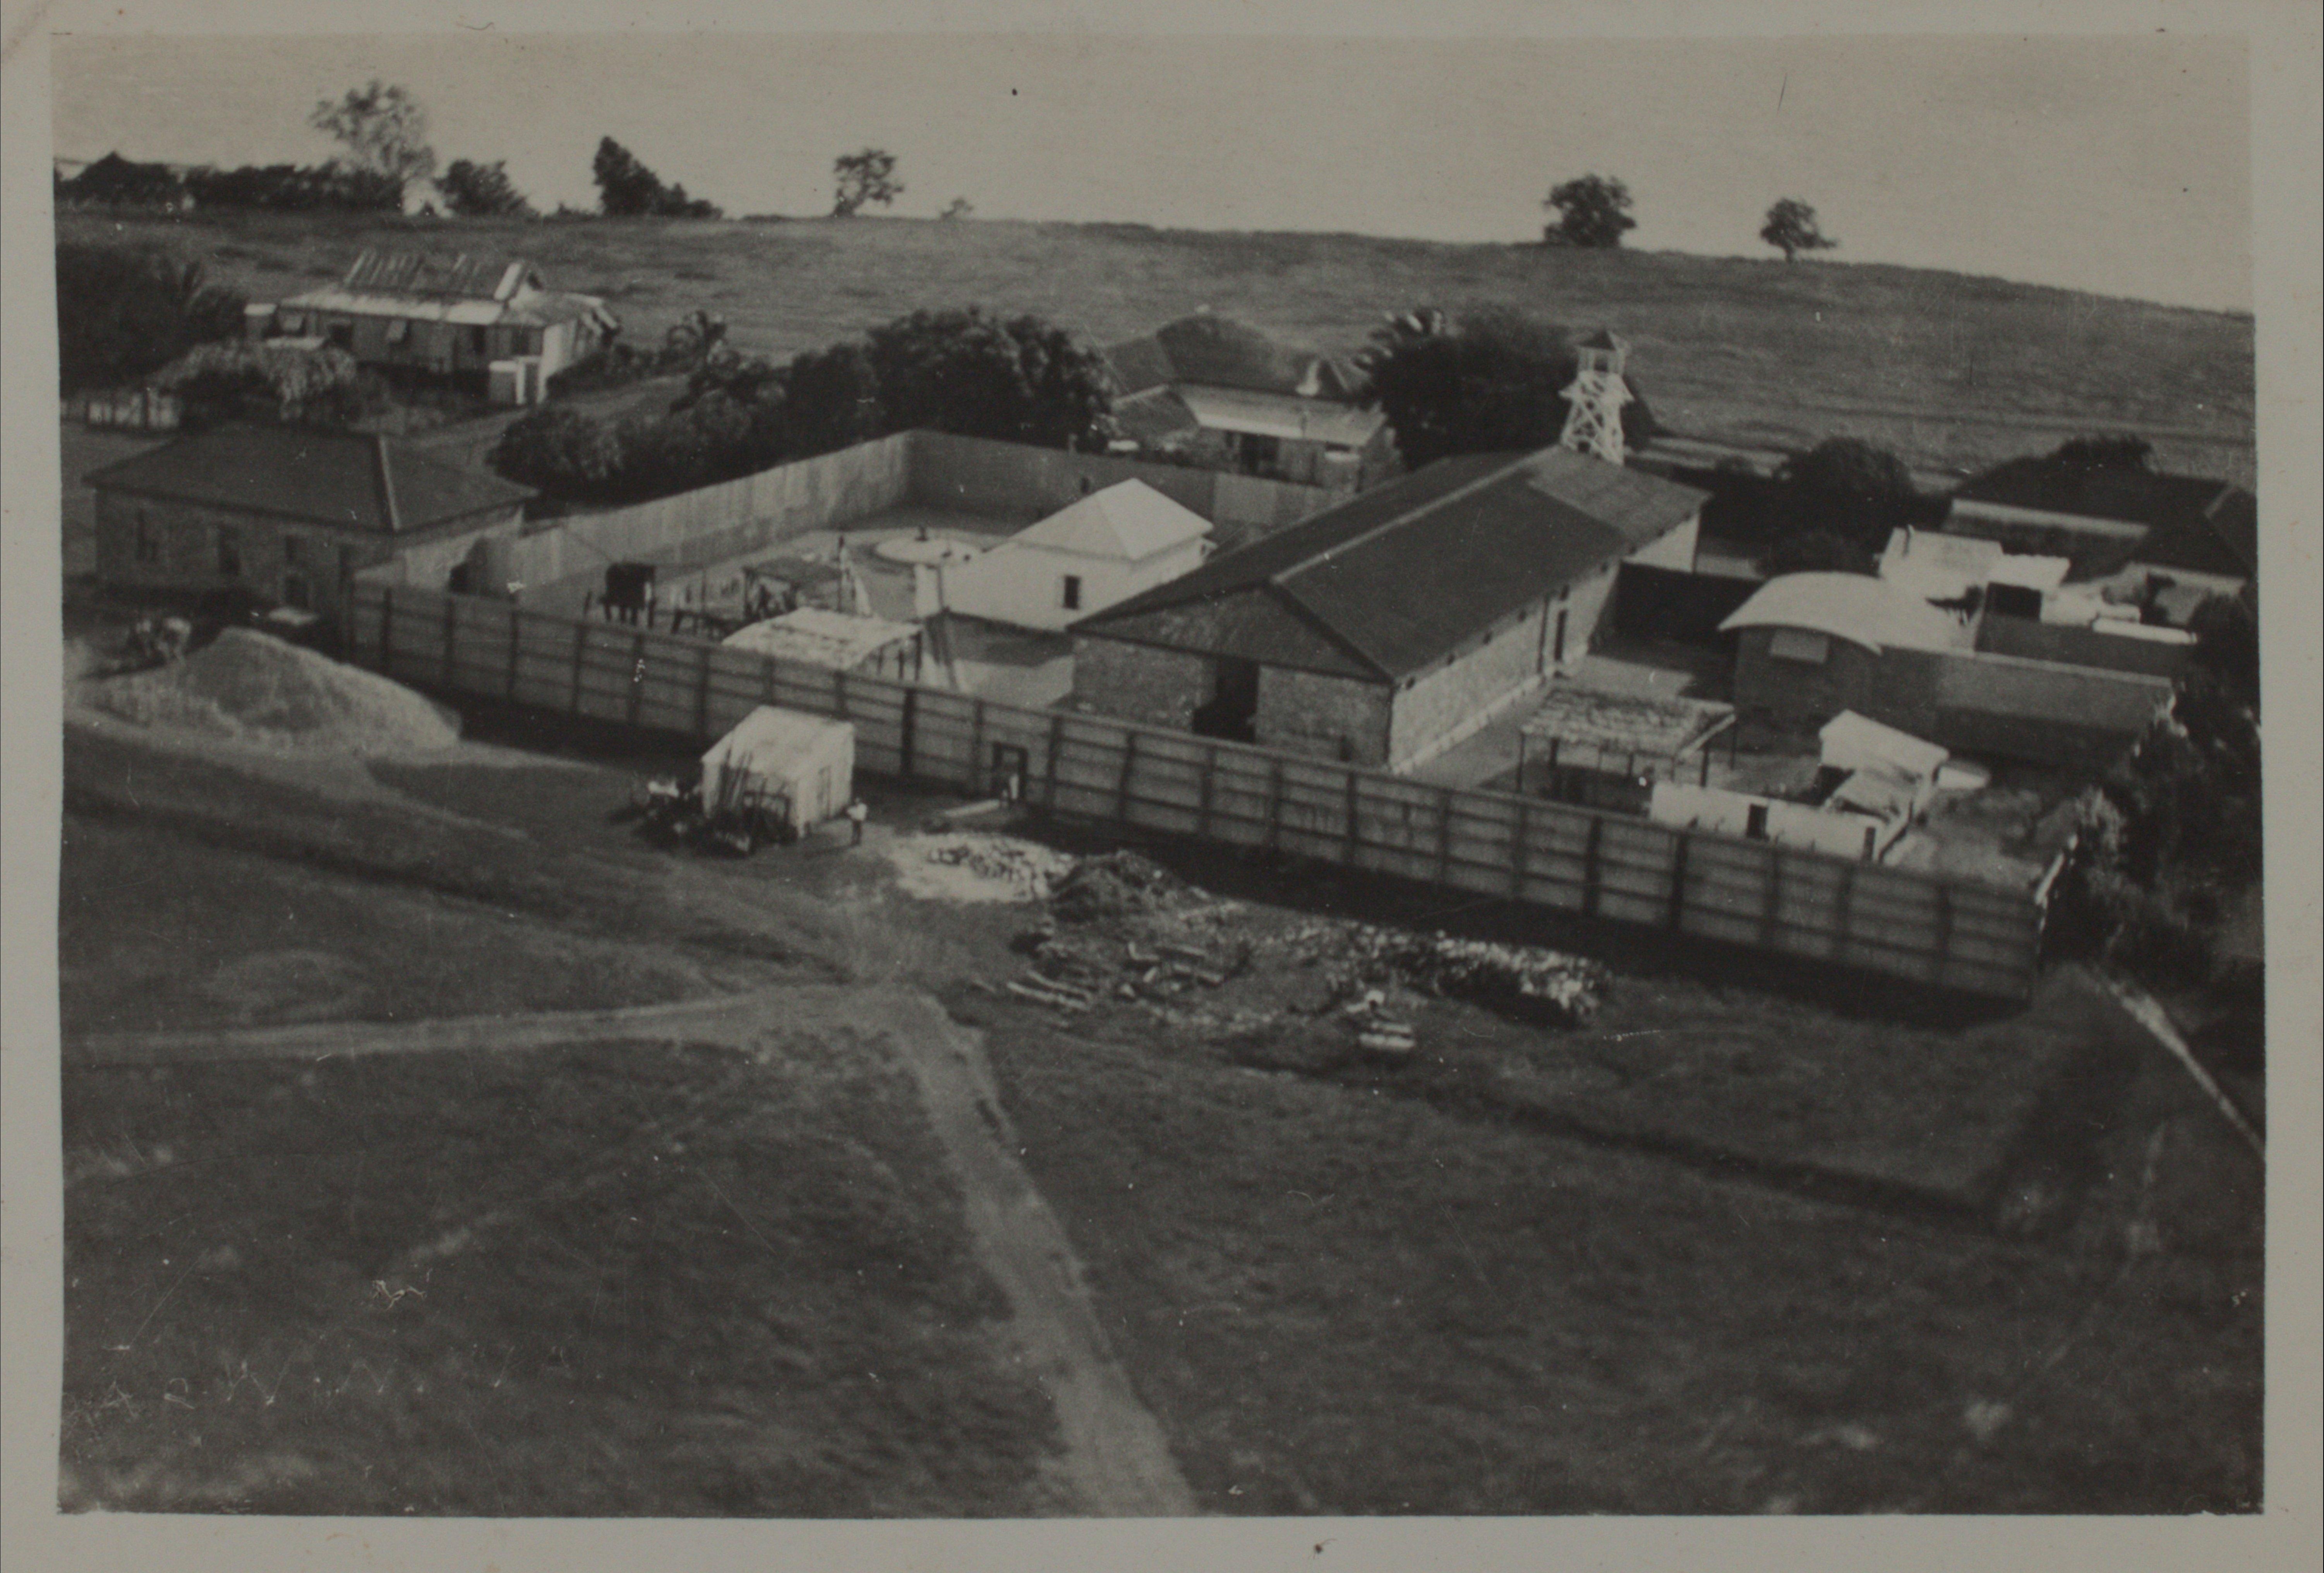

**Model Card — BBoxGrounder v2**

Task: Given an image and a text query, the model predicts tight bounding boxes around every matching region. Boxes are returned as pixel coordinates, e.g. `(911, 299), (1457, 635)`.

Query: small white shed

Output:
(930, 479), (1213, 632)
(700, 706), (854, 837)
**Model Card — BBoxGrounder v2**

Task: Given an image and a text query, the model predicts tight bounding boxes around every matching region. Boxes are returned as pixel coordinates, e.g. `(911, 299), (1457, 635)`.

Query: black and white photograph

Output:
(3, 0), (2317, 1562)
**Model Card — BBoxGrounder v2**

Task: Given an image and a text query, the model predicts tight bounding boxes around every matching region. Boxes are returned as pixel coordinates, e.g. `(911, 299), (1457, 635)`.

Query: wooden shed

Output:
(699, 706), (854, 838)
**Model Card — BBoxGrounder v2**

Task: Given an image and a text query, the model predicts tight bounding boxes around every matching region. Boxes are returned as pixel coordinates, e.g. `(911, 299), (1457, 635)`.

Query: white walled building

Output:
(925, 480), (1213, 633)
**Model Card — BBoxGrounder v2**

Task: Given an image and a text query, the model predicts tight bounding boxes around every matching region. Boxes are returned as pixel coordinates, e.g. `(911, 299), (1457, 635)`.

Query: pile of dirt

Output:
(91, 630), (460, 754)
(1049, 852), (1195, 925)
(886, 833), (1078, 904)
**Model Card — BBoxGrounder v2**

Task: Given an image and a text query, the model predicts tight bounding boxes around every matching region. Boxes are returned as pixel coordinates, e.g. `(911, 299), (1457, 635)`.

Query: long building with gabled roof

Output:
(1067, 445), (1707, 771)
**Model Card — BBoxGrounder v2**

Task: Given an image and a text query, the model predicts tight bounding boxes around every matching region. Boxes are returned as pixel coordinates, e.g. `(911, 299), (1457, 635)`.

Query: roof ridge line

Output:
(1273, 450), (1535, 588)
(1269, 579), (1394, 682)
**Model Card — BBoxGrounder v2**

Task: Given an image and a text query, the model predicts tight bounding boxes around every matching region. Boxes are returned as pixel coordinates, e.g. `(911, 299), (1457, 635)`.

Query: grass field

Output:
(58, 210), (2255, 483)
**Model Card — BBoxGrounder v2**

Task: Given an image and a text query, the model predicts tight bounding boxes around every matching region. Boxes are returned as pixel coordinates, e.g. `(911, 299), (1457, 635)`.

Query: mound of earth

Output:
(1050, 851), (1193, 924)
(91, 629), (460, 753)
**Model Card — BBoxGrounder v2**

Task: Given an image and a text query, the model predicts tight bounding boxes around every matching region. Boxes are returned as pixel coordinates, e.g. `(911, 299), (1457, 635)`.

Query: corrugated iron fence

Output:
(349, 584), (2046, 999)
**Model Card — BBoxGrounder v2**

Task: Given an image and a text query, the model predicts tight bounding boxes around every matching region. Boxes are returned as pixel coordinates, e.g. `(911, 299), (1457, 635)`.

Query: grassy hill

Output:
(58, 210), (2255, 485)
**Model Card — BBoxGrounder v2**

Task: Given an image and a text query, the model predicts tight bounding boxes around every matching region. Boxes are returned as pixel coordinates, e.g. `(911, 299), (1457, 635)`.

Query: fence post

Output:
(968, 699), (986, 794)
(1045, 713), (1066, 809)
(626, 629), (648, 726)
(1197, 745), (1218, 838)
(1437, 788), (1458, 885)
(1831, 861), (1856, 962)
(1115, 730), (1139, 820)
(1932, 883), (1956, 988)
(1510, 799), (1531, 900)
(569, 620), (589, 714)
(1758, 846), (1784, 946)
(694, 643), (715, 737)
(900, 687), (919, 779)
(1264, 757), (1286, 851)
(1581, 814), (1604, 917)
(1343, 770), (1362, 863)
(442, 596), (459, 686)
(505, 603), (522, 699)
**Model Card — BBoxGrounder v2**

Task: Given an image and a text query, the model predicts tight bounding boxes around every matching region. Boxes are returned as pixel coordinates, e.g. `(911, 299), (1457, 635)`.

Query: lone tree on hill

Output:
(310, 81), (436, 198)
(439, 158), (535, 218)
(1542, 174), (1636, 249)
(591, 137), (723, 218)
(1760, 198), (1838, 262)
(832, 149), (903, 218)
(2050, 433), (2154, 471)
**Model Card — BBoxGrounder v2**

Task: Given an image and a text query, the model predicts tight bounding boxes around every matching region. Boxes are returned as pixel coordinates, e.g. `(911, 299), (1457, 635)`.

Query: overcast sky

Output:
(52, 29), (2251, 312)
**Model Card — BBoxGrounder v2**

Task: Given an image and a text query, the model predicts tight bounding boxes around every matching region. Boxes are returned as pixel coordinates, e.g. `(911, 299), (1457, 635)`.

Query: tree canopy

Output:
(1358, 305), (1657, 471)
(1760, 198), (1838, 262)
(309, 81), (436, 196)
(592, 137), (723, 218)
(832, 149), (903, 218)
(1772, 437), (1932, 549)
(866, 308), (1115, 450)
(1542, 175), (1636, 249)
(55, 243), (246, 393)
(439, 158), (535, 218)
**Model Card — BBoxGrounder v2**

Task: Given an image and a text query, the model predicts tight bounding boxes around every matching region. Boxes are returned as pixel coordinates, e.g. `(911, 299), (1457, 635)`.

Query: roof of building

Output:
(722, 607), (921, 672)
(1105, 313), (1366, 403)
(1818, 710), (1950, 782)
(701, 705), (852, 792)
(1953, 457), (2256, 569)
(1075, 447), (1708, 682)
(82, 422), (534, 533)
(1006, 480), (1213, 561)
(1720, 572), (1969, 653)
(1173, 385), (1388, 448)
(341, 250), (539, 302)
(1110, 387), (1203, 445)
(1519, 684), (1735, 761)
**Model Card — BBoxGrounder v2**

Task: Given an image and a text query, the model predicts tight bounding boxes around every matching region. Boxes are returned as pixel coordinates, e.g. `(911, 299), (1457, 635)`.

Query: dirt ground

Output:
(53, 660), (2263, 1515)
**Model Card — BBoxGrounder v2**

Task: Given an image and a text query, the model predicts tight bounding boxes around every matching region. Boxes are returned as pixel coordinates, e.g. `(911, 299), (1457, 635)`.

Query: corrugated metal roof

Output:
(341, 250), (532, 301)
(1075, 447), (1706, 681)
(1173, 386), (1386, 448)
(82, 422), (533, 534)
(1720, 572), (1968, 653)
(1110, 387), (1201, 443)
(724, 608), (919, 671)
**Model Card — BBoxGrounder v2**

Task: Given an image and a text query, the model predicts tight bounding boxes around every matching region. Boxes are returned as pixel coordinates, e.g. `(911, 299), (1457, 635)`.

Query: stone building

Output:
(1068, 446), (1707, 771)
(85, 422), (534, 622)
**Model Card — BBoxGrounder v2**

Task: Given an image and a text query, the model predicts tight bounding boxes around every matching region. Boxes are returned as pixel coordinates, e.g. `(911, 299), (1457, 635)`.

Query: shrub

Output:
(56, 243), (246, 392)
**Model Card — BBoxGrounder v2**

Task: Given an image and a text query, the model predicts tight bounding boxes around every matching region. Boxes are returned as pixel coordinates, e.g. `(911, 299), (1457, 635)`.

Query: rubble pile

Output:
(887, 833), (1077, 903)
(1305, 925), (1607, 1028)
(1048, 851), (1195, 925)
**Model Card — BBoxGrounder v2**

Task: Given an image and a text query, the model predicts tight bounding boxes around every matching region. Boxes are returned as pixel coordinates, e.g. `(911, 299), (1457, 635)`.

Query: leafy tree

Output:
(864, 308), (1114, 450)
(592, 137), (723, 218)
(309, 81), (436, 198)
(1358, 305), (1657, 470)
(182, 162), (404, 211)
(55, 243), (245, 392)
(151, 339), (364, 426)
(439, 158), (535, 218)
(1773, 437), (1929, 550)
(777, 341), (887, 457)
(2188, 590), (2259, 711)
(832, 149), (903, 218)
(1760, 198), (1838, 262)
(1542, 175), (1636, 249)
(2050, 433), (2154, 471)
(1759, 528), (1875, 578)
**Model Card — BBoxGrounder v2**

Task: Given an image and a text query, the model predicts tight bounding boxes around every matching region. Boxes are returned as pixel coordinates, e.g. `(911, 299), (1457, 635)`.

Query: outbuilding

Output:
(698, 706), (854, 838)
(927, 479), (1213, 632)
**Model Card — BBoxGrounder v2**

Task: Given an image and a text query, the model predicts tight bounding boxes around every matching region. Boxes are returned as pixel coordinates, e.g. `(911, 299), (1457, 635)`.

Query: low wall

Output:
(348, 583), (2048, 1000)
(907, 430), (1335, 537)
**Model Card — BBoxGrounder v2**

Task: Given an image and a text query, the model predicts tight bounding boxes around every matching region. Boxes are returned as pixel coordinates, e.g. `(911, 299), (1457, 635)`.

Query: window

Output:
(326, 321), (353, 351)
(216, 526), (241, 578)
(464, 326), (489, 358)
(1745, 802), (1771, 841)
(133, 510), (160, 565)
(279, 312), (305, 335)
(1061, 575), (1083, 611)
(1767, 628), (1830, 665)
(384, 318), (410, 346)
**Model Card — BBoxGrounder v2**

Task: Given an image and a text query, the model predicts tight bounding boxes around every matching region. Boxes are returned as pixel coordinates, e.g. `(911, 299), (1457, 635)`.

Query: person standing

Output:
(846, 798), (869, 846)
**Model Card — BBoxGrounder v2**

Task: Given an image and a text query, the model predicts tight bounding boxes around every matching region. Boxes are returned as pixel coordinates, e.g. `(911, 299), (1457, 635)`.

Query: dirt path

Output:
(69, 984), (1197, 1517)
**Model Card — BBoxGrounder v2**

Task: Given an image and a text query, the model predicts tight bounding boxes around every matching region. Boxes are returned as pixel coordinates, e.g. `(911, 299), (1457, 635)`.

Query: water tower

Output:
(1559, 329), (1632, 464)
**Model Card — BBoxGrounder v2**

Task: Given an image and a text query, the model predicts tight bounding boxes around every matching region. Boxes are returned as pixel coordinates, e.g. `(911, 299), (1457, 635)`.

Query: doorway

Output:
(1192, 656), (1260, 742)
(1552, 608), (1569, 666)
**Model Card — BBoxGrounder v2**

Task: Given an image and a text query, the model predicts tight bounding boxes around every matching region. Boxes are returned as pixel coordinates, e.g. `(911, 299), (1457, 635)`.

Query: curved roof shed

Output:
(1719, 572), (1968, 654)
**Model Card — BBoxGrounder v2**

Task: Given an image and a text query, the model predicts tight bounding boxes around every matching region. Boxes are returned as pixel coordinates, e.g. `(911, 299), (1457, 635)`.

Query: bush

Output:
(1362, 306), (1657, 471)
(1774, 438), (1936, 550)
(182, 161), (405, 212)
